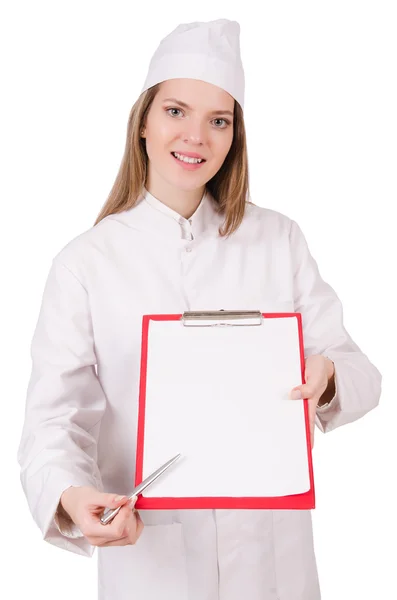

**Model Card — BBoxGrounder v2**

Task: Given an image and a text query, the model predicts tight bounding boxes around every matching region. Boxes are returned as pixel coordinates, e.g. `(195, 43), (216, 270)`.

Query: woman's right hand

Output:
(60, 486), (144, 547)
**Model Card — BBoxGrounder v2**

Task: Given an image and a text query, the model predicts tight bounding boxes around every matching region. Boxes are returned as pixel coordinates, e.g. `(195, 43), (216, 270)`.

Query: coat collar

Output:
(110, 186), (223, 241)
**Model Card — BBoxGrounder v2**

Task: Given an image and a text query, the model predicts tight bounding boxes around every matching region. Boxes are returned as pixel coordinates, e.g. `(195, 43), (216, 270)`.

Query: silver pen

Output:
(100, 453), (181, 525)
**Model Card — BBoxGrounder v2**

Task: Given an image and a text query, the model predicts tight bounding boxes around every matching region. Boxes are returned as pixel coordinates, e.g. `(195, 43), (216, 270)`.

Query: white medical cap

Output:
(140, 19), (245, 110)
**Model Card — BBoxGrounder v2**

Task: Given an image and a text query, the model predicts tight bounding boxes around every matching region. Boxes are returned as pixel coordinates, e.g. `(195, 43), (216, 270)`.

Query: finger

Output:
(85, 496), (137, 541)
(86, 502), (132, 539)
(130, 510), (144, 535)
(89, 491), (130, 509)
(309, 394), (321, 411)
(100, 511), (144, 547)
(100, 535), (132, 547)
(290, 383), (318, 400)
(125, 513), (145, 544)
(128, 495), (138, 510)
(106, 502), (134, 539)
(87, 509), (144, 546)
(83, 493), (130, 532)
(122, 504), (142, 533)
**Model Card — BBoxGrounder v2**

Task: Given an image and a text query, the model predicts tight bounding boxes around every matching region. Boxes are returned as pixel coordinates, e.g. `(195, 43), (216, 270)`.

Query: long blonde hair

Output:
(94, 83), (250, 237)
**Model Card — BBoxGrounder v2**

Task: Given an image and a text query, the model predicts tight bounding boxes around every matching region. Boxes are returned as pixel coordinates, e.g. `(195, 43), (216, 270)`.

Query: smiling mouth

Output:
(171, 152), (206, 164)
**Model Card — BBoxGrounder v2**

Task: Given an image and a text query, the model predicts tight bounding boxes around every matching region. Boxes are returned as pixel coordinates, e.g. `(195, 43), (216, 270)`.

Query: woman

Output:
(17, 18), (381, 600)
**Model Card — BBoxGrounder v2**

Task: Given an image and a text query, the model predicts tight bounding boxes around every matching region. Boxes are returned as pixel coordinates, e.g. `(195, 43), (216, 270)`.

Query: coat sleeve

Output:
(17, 257), (107, 557)
(289, 220), (382, 433)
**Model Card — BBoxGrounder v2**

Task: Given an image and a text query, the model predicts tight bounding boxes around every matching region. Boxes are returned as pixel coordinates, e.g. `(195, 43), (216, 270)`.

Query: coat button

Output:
(185, 247), (192, 252)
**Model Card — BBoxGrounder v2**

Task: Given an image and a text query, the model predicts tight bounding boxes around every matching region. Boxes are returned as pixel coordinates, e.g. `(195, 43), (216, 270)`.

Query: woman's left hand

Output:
(290, 355), (335, 448)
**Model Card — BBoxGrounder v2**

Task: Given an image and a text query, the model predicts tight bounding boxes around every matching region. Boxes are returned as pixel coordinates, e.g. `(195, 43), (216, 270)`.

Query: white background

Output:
(1, 1), (396, 598)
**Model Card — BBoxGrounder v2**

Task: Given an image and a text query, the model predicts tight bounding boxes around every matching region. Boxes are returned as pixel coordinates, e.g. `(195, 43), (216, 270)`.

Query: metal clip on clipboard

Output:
(181, 310), (263, 327)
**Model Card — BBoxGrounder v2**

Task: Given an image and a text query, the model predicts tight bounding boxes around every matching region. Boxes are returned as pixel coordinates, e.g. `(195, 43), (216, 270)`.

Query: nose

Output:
(181, 119), (205, 145)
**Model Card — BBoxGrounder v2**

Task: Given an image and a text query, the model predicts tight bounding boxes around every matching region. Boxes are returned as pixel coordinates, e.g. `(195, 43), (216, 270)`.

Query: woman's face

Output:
(142, 78), (235, 193)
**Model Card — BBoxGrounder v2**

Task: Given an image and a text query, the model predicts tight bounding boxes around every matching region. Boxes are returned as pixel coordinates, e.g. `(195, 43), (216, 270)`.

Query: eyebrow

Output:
(162, 97), (234, 117)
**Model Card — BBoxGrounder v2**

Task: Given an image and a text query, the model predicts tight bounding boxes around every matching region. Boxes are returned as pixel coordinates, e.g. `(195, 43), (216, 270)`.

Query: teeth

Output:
(172, 152), (203, 164)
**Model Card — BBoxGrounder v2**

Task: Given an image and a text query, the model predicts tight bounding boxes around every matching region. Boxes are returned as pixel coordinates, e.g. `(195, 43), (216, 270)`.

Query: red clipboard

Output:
(135, 312), (315, 510)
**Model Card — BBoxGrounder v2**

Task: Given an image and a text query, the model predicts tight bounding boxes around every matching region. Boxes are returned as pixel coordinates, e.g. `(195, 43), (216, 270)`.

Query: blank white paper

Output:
(140, 317), (311, 498)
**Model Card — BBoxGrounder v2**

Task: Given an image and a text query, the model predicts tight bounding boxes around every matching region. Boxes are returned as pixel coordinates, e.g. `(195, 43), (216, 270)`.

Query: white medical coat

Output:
(17, 188), (381, 600)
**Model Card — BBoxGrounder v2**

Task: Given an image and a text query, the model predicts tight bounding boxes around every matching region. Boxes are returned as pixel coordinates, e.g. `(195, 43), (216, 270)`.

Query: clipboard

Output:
(134, 311), (315, 510)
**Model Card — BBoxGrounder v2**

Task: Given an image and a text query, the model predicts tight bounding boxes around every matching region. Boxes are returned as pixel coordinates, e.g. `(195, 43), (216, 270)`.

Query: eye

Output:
(212, 118), (230, 129)
(166, 108), (183, 117)
(165, 108), (231, 129)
